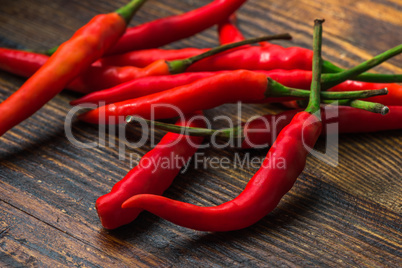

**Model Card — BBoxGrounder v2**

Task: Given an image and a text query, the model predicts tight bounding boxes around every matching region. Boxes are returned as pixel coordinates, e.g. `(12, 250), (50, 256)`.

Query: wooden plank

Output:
(0, 181), (170, 267)
(1, 200), (122, 267)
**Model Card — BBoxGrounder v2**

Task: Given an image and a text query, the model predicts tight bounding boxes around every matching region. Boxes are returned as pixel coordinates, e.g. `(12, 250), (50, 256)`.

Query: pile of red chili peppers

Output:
(0, 0), (401, 232)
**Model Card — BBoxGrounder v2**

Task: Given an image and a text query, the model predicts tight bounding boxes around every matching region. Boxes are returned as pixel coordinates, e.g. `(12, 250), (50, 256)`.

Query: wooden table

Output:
(0, 0), (401, 266)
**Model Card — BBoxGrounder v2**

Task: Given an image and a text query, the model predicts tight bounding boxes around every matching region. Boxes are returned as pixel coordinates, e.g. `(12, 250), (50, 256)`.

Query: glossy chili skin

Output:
(187, 44), (314, 72)
(0, 48), (50, 78)
(71, 69), (310, 105)
(242, 106), (402, 148)
(0, 49), (171, 93)
(100, 47), (208, 68)
(121, 112), (322, 231)
(106, 0), (246, 55)
(96, 112), (205, 229)
(71, 71), (222, 105)
(328, 80), (402, 106)
(218, 14), (245, 45)
(0, 13), (126, 136)
(0, 48), (105, 93)
(91, 44), (314, 74)
(78, 70), (292, 124)
(69, 59), (171, 91)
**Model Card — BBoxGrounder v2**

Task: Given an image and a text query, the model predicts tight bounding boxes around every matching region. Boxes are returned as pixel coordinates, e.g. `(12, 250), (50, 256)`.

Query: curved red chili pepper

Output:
(217, 12), (271, 47)
(119, 18), (326, 232)
(96, 112), (205, 230)
(78, 70), (295, 124)
(121, 112), (322, 231)
(120, 19), (394, 231)
(0, 0), (146, 136)
(106, 0), (247, 55)
(218, 13), (246, 45)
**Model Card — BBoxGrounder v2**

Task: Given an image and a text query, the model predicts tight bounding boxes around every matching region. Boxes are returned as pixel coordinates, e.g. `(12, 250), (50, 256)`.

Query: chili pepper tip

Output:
(125, 116), (133, 123)
(381, 106), (390, 115)
(121, 196), (139, 209)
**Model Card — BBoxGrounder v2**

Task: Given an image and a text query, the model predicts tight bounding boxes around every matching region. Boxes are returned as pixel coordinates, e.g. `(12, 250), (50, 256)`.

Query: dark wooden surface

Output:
(0, 0), (401, 267)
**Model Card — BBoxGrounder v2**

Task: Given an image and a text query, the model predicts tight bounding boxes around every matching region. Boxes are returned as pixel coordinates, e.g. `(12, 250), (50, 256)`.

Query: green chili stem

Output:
(167, 33), (292, 74)
(115, 0), (148, 24)
(322, 59), (402, 83)
(323, 100), (389, 115)
(296, 99), (389, 114)
(125, 98), (389, 139)
(322, 44), (402, 89)
(125, 116), (242, 139)
(267, 78), (388, 99)
(305, 19), (324, 115)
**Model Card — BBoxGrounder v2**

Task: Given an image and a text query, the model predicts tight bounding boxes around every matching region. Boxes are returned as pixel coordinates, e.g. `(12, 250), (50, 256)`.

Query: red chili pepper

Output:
(103, 43), (315, 73)
(78, 69), (387, 124)
(0, 48), (140, 93)
(69, 69), (311, 106)
(71, 69), (398, 107)
(119, 19), (326, 232)
(0, 48), (50, 78)
(96, 112), (205, 230)
(71, 71), (222, 105)
(106, 0), (247, 55)
(186, 44), (313, 71)
(0, 0), (146, 136)
(99, 47), (208, 68)
(0, 48), (175, 93)
(217, 12), (271, 47)
(121, 111), (322, 231)
(78, 70), (277, 124)
(218, 13), (246, 45)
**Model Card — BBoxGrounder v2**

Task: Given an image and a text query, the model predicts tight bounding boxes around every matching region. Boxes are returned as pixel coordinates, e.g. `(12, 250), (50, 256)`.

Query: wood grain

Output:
(0, 0), (401, 267)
